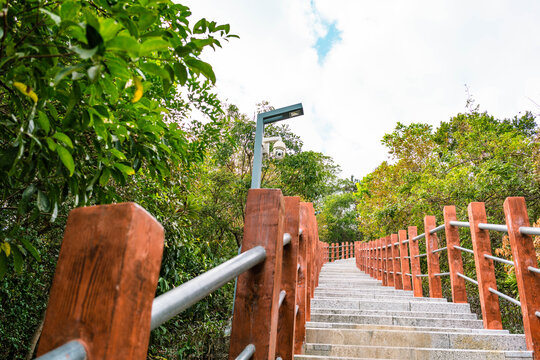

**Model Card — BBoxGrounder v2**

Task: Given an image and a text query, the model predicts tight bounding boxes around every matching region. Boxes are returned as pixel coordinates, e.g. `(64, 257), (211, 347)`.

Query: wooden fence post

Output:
(504, 197), (540, 356)
(276, 197), (300, 360)
(443, 206), (467, 303)
(467, 202), (502, 330)
(399, 230), (412, 291)
(382, 237), (389, 286)
(408, 226), (423, 297)
(368, 241), (373, 276)
(37, 203), (164, 359)
(377, 238), (382, 280)
(391, 234), (402, 289)
(424, 216), (443, 298)
(229, 189), (285, 359)
(294, 202), (309, 354)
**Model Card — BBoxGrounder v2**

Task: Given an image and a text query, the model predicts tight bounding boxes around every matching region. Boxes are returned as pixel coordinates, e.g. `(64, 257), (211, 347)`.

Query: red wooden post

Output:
(229, 189), (285, 360)
(368, 241), (373, 276)
(376, 238), (382, 280)
(382, 237), (389, 286)
(443, 206), (467, 303)
(408, 226), (423, 297)
(294, 202), (309, 354)
(391, 234), (402, 289)
(384, 236), (392, 287)
(504, 197), (540, 356)
(309, 204), (318, 299)
(468, 202), (502, 330)
(424, 216), (443, 298)
(399, 230), (412, 291)
(37, 203), (164, 359)
(276, 197), (300, 360)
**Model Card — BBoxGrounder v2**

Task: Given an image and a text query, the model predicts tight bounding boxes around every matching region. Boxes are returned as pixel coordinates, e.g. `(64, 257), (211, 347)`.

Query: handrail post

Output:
(376, 239), (381, 280)
(392, 234), (402, 289)
(408, 226), (423, 297)
(368, 241), (373, 276)
(382, 237), (389, 286)
(309, 205), (318, 299)
(503, 197), (540, 356)
(229, 189), (285, 359)
(467, 202), (502, 330)
(37, 203), (164, 359)
(424, 216), (443, 298)
(276, 197), (300, 360)
(294, 203), (309, 354)
(385, 236), (393, 286)
(443, 206), (467, 303)
(399, 230), (412, 291)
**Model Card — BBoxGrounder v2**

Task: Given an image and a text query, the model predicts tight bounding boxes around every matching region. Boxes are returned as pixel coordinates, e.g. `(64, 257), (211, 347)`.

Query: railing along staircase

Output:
(32, 193), (539, 359)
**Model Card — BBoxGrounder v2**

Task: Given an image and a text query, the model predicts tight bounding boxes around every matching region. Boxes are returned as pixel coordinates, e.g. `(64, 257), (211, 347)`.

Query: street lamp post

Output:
(251, 103), (304, 189)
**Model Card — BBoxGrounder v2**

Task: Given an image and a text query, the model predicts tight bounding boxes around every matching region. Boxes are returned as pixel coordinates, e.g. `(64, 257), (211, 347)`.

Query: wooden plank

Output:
(424, 216), (443, 298)
(229, 189), (285, 359)
(443, 206), (467, 303)
(37, 203), (164, 359)
(391, 234), (402, 289)
(276, 197), (300, 360)
(408, 226), (424, 297)
(382, 237), (389, 286)
(467, 202), (502, 330)
(399, 230), (412, 291)
(294, 203), (310, 354)
(377, 238), (382, 280)
(503, 197), (540, 356)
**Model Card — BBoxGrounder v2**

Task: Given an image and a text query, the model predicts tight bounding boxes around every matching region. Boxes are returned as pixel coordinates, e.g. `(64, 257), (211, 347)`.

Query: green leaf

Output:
(22, 184), (37, 202)
(193, 18), (207, 34)
(36, 111), (50, 133)
(56, 146), (75, 176)
(1, 242), (10, 257)
(86, 24), (104, 48)
(140, 62), (170, 80)
(72, 46), (97, 59)
(37, 191), (50, 212)
(50, 202), (58, 223)
(0, 28), (3, 41)
(60, 1), (81, 20)
(54, 65), (83, 85)
(0, 253), (7, 279)
(185, 58), (216, 84)
(12, 246), (23, 273)
(140, 38), (170, 56)
(114, 163), (135, 176)
(52, 132), (73, 148)
(87, 65), (101, 81)
(40, 9), (61, 25)
(110, 148), (127, 160)
(20, 238), (40, 262)
(99, 18), (123, 42)
(107, 36), (139, 57)
(138, 13), (158, 29)
(99, 168), (111, 186)
(174, 63), (188, 85)
(45, 138), (57, 151)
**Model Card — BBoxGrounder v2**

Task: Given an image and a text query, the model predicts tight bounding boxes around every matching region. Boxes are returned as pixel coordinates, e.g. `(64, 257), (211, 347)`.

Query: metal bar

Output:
(488, 287), (521, 306)
(435, 272), (450, 277)
(394, 242), (399, 246)
(528, 266), (540, 274)
(295, 305), (299, 317)
(151, 246), (266, 330)
(415, 253), (427, 258)
(413, 233), (425, 241)
(449, 221), (470, 228)
(432, 246), (447, 254)
(236, 344), (256, 360)
(478, 223), (508, 233)
(454, 245), (474, 254)
(402, 239), (409, 244)
(430, 224), (446, 234)
(299, 228), (303, 236)
(519, 226), (540, 236)
(484, 254), (515, 267)
(278, 290), (286, 308)
(536, 311), (540, 318)
(404, 256), (411, 259)
(283, 233), (291, 247)
(457, 272), (478, 286)
(35, 340), (87, 360)
(406, 273), (413, 276)
(416, 274), (428, 277)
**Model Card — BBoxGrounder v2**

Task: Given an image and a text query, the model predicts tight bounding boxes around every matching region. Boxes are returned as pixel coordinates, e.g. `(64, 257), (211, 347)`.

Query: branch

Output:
(18, 52), (75, 59)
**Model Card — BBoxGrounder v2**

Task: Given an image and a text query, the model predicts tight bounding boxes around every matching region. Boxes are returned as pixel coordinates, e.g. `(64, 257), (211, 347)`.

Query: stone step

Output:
(303, 344), (533, 359)
(295, 355), (392, 360)
(311, 298), (471, 313)
(306, 321), (507, 334)
(313, 293), (447, 302)
(310, 313), (483, 329)
(315, 288), (415, 296)
(305, 328), (528, 351)
(310, 308), (477, 320)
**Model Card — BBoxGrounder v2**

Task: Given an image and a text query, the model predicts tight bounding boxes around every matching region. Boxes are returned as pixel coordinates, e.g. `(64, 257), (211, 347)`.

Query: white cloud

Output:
(184, 0), (540, 179)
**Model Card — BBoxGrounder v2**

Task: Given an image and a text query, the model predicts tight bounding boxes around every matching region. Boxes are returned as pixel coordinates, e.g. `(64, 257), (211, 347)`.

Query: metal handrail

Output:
(449, 221), (470, 228)
(536, 311), (540, 318)
(415, 253), (427, 258)
(484, 254), (514, 267)
(520, 226), (540, 236)
(488, 287), (521, 307)
(283, 233), (291, 247)
(412, 233), (425, 241)
(435, 272), (450, 277)
(449, 221), (540, 236)
(35, 340), (87, 360)
(454, 245), (474, 255)
(278, 290), (286, 308)
(529, 266), (540, 274)
(151, 246), (266, 330)
(479, 223), (508, 232)
(432, 246), (447, 254)
(457, 272), (478, 285)
(236, 344), (256, 360)
(416, 274), (428, 277)
(429, 224), (445, 234)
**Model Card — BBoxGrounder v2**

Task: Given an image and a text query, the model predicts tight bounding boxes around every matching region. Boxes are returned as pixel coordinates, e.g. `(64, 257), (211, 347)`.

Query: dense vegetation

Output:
(354, 103), (539, 332)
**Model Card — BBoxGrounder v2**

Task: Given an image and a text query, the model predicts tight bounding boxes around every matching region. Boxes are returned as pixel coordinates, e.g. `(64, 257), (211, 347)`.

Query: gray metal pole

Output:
(251, 113), (264, 189)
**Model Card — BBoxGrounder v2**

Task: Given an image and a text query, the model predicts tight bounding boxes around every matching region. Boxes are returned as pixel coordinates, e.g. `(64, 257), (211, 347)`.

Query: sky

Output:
(184, 0), (540, 180)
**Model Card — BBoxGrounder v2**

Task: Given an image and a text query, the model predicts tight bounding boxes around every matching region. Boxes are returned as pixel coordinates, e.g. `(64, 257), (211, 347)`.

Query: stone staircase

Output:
(295, 258), (533, 360)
